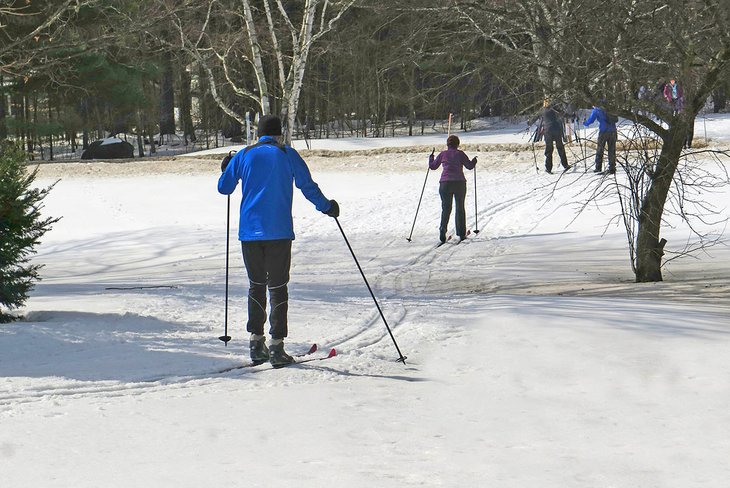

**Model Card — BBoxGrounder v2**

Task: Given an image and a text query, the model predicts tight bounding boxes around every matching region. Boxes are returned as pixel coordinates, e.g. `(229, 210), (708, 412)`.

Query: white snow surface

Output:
(3, 115), (730, 487)
(99, 137), (125, 146)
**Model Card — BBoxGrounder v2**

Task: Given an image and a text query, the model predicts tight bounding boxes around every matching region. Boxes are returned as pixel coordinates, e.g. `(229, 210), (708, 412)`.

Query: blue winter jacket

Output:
(584, 107), (617, 133)
(217, 136), (331, 241)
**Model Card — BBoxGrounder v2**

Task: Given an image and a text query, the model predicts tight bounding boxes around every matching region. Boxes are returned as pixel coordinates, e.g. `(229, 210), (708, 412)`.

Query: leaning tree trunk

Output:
(278, 0), (317, 145)
(241, 0), (270, 116)
(634, 120), (687, 282)
(281, 56), (308, 144)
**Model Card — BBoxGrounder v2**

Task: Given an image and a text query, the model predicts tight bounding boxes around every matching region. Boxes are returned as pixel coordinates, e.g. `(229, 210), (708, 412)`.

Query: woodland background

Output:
(3, 1), (727, 161)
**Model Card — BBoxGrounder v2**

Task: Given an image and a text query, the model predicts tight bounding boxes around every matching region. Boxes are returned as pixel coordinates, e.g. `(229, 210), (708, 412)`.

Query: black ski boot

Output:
(249, 335), (269, 365)
(269, 340), (294, 368)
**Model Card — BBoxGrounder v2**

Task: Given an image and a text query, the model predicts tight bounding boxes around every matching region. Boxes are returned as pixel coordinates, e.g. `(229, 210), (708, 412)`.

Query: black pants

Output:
(544, 132), (568, 172)
(439, 180), (467, 239)
(684, 117), (695, 149)
(241, 239), (292, 339)
(595, 131), (617, 171)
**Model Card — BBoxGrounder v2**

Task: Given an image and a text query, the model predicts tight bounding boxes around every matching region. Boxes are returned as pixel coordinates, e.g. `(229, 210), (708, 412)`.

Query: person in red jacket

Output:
(663, 79), (684, 115)
(429, 135), (477, 243)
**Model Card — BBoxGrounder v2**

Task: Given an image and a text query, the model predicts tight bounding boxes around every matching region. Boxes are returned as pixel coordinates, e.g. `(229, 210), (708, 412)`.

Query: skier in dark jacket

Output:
(429, 135), (477, 243)
(528, 99), (570, 174)
(584, 104), (618, 174)
(218, 115), (339, 367)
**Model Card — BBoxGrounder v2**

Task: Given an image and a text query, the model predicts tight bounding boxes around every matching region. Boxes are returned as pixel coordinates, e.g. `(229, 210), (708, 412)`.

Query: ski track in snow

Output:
(2, 164), (543, 407)
(4, 141), (729, 415)
(11, 171), (572, 406)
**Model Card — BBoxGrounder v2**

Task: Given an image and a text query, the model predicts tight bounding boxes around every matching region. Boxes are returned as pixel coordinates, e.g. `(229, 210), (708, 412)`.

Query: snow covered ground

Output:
(2, 115), (730, 487)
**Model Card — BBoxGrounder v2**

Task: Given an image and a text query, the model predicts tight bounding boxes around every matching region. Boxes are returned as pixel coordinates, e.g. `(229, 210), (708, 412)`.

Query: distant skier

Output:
(429, 135), (477, 243)
(584, 102), (618, 174)
(563, 102), (579, 143)
(663, 79), (684, 115)
(528, 99), (571, 174)
(218, 115), (339, 367)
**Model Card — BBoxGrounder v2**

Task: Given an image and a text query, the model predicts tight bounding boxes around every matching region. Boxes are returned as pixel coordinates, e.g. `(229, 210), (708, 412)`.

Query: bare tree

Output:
(0, 1), (99, 78)
(454, 0), (730, 282)
(159, 0), (357, 143)
(562, 124), (730, 276)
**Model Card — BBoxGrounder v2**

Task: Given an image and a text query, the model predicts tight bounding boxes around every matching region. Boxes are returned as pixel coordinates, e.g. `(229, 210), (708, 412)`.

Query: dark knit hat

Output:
(258, 115), (282, 136)
(446, 135), (460, 148)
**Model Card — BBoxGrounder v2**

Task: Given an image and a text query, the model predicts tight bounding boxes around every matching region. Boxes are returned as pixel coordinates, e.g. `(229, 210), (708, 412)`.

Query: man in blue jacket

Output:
(218, 115), (339, 367)
(584, 103), (618, 174)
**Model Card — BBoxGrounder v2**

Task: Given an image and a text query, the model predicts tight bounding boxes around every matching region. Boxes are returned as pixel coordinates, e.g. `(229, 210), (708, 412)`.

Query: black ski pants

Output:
(544, 132), (569, 172)
(595, 131), (617, 171)
(241, 239), (292, 339)
(439, 180), (468, 239)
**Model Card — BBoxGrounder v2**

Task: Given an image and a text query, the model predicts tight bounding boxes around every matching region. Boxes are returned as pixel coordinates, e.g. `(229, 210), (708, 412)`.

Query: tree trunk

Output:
(159, 53), (176, 138)
(0, 75), (6, 140)
(634, 121), (686, 282)
(407, 67), (415, 137)
(282, 59), (306, 144)
(241, 0), (270, 115)
(135, 109), (145, 157)
(712, 87), (726, 113)
(48, 95), (53, 161)
(179, 65), (196, 143)
(278, 1), (318, 144)
(24, 94), (33, 155)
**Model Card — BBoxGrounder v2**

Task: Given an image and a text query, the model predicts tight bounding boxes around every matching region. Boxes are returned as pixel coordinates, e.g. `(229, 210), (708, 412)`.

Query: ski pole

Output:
(406, 150), (433, 242)
(583, 124), (589, 172)
(473, 164), (479, 234)
(219, 194), (232, 346)
(334, 217), (407, 364)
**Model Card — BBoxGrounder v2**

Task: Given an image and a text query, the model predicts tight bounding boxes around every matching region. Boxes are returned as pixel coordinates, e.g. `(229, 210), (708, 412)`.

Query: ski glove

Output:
(471, 157), (477, 165)
(220, 150), (236, 172)
(324, 199), (340, 218)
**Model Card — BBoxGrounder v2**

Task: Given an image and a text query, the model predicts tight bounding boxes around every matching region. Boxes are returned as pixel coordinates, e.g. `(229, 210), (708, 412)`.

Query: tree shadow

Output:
(0, 310), (247, 383)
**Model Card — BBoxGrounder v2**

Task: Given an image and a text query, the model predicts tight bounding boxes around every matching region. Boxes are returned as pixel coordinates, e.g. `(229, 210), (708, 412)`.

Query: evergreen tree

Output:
(0, 142), (59, 322)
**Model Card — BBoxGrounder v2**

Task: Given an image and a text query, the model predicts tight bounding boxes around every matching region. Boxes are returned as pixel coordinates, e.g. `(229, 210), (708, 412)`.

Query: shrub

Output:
(0, 142), (59, 322)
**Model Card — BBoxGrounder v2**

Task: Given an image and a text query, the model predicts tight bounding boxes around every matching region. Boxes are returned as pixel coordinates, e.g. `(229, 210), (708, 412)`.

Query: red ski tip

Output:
(307, 343), (318, 354)
(327, 348), (337, 358)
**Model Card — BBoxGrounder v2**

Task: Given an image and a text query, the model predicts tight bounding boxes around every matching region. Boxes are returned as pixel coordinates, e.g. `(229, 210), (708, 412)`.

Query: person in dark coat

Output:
(529, 99), (571, 174)
(218, 115), (339, 367)
(428, 135), (477, 243)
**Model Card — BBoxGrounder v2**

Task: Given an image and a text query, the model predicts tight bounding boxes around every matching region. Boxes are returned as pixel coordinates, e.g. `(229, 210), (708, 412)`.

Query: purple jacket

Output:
(429, 148), (476, 182)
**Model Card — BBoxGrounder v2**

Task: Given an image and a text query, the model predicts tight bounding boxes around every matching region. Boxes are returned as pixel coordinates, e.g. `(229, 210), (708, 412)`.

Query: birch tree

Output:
(163, 0), (357, 143)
